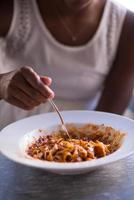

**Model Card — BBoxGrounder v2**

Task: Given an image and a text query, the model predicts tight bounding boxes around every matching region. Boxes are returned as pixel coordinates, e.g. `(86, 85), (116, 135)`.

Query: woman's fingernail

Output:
(40, 76), (52, 85)
(49, 92), (55, 99)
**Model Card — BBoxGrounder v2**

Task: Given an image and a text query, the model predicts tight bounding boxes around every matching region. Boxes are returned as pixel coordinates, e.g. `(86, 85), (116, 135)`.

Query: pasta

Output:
(27, 123), (125, 162)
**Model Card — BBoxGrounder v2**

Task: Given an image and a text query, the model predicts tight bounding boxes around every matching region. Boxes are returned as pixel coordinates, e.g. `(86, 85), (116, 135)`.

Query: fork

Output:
(48, 99), (70, 138)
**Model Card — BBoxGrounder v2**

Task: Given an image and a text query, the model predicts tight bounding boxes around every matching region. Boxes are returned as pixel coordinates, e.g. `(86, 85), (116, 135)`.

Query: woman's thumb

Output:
(40, 76), (52, 86)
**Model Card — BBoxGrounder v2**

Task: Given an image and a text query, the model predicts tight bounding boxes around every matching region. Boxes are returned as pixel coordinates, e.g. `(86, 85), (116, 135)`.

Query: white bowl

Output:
(0, 110), (134, 175)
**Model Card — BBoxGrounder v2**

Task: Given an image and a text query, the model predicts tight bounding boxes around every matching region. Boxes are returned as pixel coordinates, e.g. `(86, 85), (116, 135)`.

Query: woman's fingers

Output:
(11, 72), (46, 104)
(21, 67), (54, 98)
(7, 95), (37, 110)
(9, 85), (40, 108)
(40, 76), (52, 86)
(0, 66), (54, 110)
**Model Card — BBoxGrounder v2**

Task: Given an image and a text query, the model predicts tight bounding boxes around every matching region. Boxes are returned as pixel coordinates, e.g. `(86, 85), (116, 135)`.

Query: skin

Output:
(0, 67), (54, 110)
(0, 0), (134, 114)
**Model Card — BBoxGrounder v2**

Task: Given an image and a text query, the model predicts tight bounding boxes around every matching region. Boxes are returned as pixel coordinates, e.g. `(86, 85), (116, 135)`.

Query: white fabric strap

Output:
(6, 0), (32, 55)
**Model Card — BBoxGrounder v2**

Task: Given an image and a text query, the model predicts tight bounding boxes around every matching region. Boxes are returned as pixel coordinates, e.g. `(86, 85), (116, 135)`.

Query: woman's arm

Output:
(96, 10), (134, 115)
(0, 0), (13, 37)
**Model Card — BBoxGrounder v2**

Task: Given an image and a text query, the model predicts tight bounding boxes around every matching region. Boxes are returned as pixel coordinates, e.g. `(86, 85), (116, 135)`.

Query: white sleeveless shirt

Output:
(0, 0), (127, 129)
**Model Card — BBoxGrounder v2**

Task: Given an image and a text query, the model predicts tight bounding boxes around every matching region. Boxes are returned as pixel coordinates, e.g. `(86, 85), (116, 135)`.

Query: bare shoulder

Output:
(125, 9), (134, 28)
(116, 9), (134, 75)
(106, 10), (134, 84)
(0, 0), (13, 37)
(120, 10), (134, 53)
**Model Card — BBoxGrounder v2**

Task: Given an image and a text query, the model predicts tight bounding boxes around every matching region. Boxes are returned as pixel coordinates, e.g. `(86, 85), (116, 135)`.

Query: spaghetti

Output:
(27, 123), (125, 162)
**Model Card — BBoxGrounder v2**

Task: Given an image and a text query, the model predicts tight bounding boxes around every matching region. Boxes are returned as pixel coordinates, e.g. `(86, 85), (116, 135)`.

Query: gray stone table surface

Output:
(0, 154), (134, 200)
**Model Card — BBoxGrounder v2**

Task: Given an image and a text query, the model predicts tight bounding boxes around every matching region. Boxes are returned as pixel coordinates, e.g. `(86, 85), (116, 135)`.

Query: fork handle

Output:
(48, 99), (70, 138)
(48, 99), (64, 125)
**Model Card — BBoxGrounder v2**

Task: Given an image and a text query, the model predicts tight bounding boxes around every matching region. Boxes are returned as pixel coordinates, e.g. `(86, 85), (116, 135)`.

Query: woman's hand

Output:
(0, 66), (54, 110)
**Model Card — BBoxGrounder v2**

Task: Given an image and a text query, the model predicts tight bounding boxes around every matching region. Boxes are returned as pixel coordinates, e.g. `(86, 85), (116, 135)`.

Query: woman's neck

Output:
(56, 0), (94, 15)
(37, 0), (96, 19)
(36, 0), (106, 46)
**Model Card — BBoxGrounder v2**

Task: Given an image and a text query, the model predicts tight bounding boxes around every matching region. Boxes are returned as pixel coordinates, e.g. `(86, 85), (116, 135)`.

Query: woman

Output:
(0, 0), (134, 129)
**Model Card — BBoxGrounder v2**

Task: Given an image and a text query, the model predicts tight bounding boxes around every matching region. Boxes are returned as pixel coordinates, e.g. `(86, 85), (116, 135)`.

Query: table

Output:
(0, 154), (134, 200)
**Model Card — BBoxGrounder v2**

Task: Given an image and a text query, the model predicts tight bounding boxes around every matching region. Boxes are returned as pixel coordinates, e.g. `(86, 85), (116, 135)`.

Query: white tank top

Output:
(0, 0), (127, 129)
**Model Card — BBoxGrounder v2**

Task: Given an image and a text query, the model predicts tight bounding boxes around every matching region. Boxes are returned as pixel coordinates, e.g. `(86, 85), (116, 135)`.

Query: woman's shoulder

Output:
(121, 10), (134, 48)
(0, 0), (13, 37)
